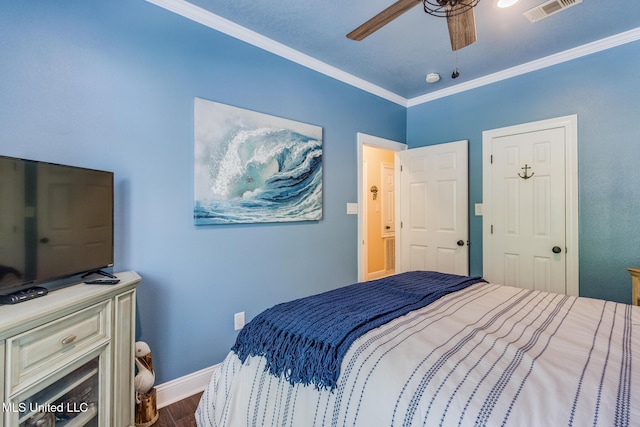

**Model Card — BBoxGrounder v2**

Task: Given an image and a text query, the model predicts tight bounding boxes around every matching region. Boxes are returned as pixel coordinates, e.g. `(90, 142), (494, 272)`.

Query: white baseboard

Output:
(155, 364), (219, 408)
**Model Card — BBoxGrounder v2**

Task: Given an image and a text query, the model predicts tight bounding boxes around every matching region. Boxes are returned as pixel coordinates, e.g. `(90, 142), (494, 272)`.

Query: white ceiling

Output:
(149, 0), (640, 106)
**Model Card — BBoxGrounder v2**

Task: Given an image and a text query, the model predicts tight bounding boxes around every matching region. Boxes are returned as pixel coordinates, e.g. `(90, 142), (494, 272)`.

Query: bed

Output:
(195, 271), (639, 426)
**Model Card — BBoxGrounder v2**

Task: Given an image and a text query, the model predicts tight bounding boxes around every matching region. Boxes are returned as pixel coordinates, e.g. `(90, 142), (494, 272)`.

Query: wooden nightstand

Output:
(628, 268), (640, 306)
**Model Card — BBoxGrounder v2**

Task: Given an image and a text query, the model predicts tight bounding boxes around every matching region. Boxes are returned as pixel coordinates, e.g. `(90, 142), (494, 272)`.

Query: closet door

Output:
(487, 127), (566, 294)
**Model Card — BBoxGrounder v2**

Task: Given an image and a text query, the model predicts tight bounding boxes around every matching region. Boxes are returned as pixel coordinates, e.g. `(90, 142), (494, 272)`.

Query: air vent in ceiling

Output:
(523, 0), (583, 23)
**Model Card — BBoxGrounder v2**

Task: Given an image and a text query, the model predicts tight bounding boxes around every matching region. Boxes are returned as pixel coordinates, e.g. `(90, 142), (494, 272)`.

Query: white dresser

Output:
(0, 271), (140, 427)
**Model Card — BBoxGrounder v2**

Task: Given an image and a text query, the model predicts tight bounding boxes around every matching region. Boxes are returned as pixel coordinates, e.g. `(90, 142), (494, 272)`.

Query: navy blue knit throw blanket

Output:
(231, 271), (486, 390)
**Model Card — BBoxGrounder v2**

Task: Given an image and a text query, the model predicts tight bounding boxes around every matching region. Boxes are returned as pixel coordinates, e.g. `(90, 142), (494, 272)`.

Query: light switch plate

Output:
(234, 312), (245, 331)
(346, 203), (358, 215)
(475, 203), (483, 216)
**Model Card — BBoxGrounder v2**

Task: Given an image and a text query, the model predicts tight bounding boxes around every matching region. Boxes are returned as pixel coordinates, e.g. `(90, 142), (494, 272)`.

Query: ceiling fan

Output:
(347, 0), (479, 51)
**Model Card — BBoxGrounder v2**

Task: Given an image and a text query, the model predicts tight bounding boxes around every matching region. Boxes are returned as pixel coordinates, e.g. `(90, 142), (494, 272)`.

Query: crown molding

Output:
(146, 0), (640, 110)
(145, 0), (408, 107)
(407, 27), (640, 107)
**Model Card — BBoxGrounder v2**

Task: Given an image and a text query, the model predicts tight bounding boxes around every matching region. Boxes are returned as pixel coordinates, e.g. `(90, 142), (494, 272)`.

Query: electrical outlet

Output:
(234, 311), (245, 331)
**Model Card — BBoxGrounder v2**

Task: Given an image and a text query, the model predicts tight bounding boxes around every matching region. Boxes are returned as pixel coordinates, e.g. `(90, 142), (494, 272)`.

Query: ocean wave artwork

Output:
(194, 98), (323, 225)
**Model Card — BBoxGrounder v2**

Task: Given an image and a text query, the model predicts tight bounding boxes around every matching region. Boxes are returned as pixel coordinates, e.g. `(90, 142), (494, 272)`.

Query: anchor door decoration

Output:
(518, 164), (534, 180)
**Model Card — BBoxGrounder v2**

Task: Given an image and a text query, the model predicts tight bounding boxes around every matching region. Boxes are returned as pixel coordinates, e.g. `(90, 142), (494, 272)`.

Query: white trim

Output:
(362, 157), (369, 281)
(407, 28), (640, 106)
(145, 0), (406, 107)
(147, 1), (639, 107)
(357, 133), (406, 283)
(155, 364), (219, 408)
(481, 115), (579, 296)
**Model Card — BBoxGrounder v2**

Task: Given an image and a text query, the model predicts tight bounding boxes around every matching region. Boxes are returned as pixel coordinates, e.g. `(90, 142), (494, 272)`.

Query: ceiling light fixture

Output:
(497, 0), (519, 8)
(426, 73), (441, 83)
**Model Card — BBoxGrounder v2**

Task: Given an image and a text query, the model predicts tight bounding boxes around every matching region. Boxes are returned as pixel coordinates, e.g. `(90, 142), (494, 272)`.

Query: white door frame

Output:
(357, 133), (406, 282)
(482, 115), (579, 296)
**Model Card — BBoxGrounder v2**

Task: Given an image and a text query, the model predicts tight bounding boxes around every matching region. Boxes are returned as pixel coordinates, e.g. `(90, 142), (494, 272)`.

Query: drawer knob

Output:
(61, 335), (77, 345)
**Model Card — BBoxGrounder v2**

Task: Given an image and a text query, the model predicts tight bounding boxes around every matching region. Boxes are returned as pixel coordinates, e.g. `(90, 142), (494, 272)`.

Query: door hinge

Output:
(400, 164), (403, 172)
(491, 225), (493, 234)
(490, 154), (493, 164)
(401, 221), (403, 228)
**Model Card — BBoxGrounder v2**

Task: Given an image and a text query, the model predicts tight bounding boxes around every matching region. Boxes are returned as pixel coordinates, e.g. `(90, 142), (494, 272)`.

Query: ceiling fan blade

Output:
(347, 0), (422, 41)
(446, 5), (477, 51)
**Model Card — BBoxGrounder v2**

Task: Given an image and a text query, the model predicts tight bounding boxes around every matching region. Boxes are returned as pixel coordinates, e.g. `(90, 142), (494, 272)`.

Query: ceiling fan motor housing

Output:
(424, 0), (480, 17)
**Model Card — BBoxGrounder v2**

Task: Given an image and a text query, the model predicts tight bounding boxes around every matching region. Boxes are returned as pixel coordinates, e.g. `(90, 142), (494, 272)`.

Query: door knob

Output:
(552, 246), (562, 254)
(457, 240), (465, 247)
(40, 237), (49, 244)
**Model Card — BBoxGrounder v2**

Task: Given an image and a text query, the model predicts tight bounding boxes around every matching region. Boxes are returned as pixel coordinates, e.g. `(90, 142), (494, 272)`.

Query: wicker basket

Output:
(135, 388), (159, 427)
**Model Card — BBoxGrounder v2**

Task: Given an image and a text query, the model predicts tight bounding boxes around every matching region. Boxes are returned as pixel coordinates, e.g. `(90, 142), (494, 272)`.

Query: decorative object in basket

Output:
(135, 341), (158, 427)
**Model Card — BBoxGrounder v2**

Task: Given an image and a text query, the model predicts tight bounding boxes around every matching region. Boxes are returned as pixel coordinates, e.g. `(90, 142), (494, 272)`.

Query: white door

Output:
(398, 140), (469, 275)
(381, 162), (395, 237)
(486, 128), (567, 294)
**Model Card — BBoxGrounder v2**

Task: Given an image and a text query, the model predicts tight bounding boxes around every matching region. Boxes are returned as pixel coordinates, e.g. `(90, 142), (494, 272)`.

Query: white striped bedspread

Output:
(196, 282), (639, 426)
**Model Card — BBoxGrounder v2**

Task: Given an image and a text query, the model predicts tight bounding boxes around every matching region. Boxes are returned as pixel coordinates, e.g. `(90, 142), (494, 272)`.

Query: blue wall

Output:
(407, 41), (640, 304)
(2, 0), (638, 387)
(0, 0), (406, 383)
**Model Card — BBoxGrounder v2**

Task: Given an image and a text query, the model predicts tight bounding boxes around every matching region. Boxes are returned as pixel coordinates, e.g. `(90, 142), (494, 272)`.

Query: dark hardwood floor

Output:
(154, 391), (202, 427)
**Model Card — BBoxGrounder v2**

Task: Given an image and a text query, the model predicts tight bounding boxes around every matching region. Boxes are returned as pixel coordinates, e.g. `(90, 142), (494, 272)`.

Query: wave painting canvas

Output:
(194, 98), (323, 225)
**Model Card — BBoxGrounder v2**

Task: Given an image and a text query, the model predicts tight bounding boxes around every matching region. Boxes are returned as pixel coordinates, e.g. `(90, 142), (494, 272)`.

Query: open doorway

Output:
(363, 145), (396, 280)
(356, 133), (406, 282)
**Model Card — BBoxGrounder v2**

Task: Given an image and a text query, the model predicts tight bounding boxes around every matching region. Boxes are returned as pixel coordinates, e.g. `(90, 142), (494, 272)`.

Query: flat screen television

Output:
(0, 155), (114, 295)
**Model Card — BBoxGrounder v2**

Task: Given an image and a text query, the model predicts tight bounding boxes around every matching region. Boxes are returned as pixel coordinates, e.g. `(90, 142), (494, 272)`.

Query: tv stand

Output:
(82, 269), (117, 279)
(0, 271), (140, 426)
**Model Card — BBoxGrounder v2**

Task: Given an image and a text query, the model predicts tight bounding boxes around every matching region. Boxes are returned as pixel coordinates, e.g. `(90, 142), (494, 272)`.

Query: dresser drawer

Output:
(7, 301), (111, 394)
